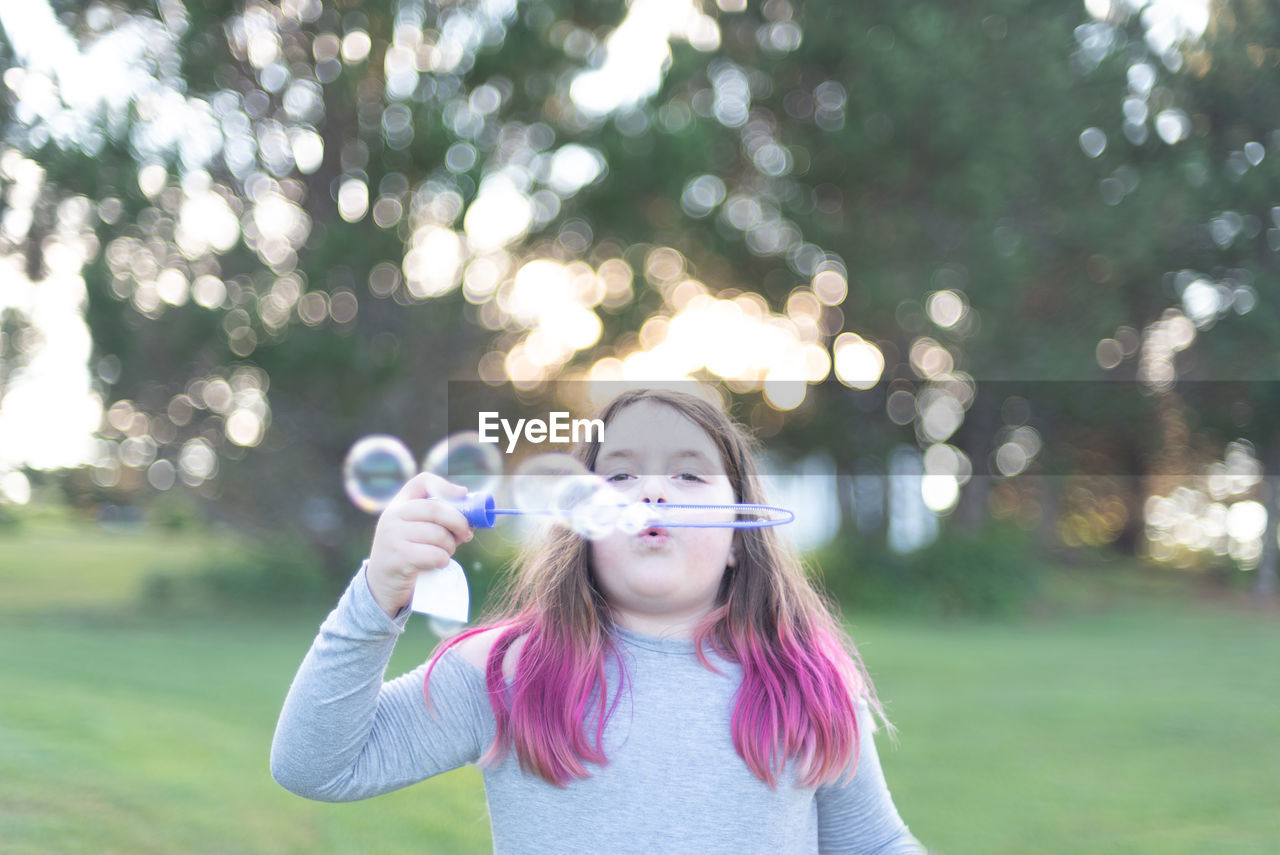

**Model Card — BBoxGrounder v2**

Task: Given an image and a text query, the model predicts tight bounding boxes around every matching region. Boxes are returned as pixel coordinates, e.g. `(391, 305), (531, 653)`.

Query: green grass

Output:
(858, 607), (1280, 854)
(0, 506), (235, 613)
(0, 614), (491, 855)
(1, 510), (1278, 853)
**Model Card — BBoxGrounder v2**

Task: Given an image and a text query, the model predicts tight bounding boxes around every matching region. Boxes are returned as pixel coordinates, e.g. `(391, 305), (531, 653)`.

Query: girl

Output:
(272, 388), (925, 854)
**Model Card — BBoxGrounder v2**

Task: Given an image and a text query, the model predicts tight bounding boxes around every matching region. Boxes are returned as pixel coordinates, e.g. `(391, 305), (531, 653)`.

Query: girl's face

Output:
(589, 400), (737, 635)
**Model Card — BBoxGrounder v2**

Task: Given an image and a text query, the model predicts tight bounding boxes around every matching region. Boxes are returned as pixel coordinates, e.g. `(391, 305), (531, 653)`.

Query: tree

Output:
(1, 0), (1275, 592)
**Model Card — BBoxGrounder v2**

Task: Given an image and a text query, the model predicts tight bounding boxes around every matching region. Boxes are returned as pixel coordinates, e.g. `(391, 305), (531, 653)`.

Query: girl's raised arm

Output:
(269, 563), (491, 801)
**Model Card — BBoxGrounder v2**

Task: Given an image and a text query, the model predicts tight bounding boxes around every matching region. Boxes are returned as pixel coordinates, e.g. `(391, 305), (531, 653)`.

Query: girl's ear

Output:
(727, 540), (738, 568)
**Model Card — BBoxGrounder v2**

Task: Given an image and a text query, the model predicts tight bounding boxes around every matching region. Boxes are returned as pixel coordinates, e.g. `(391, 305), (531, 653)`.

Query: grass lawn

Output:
(1, 509), (1278, 854)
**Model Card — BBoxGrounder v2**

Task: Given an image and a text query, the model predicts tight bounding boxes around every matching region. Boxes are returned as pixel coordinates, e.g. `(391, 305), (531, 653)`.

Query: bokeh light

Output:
(1144, 441), (1266, 570)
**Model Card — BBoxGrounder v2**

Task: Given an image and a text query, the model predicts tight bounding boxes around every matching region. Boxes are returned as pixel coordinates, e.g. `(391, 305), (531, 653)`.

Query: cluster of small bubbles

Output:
(558, 484), (767, 538)
(423, 430), (503, 494)
(556, 478), (628, 539)
(512, 455), (779, 539)
(616, 501), (661, 535)
(549, 474), (608, 527)
(343, 435), (415, 513)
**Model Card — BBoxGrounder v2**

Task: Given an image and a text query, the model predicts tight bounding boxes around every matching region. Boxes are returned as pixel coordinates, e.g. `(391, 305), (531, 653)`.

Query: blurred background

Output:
(1, 0), (1277, 852)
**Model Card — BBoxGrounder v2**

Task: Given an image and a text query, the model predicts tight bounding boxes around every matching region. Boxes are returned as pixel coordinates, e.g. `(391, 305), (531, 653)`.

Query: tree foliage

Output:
(0, 0), (1276, 588)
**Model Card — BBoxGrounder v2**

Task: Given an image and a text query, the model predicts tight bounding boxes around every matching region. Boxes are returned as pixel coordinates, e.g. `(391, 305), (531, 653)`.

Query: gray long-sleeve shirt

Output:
(271, 567), (926, 854)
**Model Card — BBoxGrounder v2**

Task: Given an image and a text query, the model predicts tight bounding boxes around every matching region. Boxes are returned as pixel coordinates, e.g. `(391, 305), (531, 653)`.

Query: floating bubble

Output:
(568, 484), (628, 540)
(343, 435), (415, 513)
(616, 501), (661, 535)
(550, 473), (608, 519)
(423, 430), (503, 493)
(511, 452), (591, 512)
(546, 474), (625, 540)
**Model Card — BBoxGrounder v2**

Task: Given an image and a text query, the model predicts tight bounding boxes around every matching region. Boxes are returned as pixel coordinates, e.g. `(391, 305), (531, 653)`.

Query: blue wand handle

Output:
(451, 491), (497, 528)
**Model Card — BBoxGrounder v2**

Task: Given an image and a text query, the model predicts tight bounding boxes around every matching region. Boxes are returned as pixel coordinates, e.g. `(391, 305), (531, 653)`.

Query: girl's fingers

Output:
(370, 474), (475, 586)
(393, 471), (468, 504)
(397, 524), (462, 552)
(392, 499), (473, 544)
(403, 542), (453, 572)
(385, 474), (474, 543)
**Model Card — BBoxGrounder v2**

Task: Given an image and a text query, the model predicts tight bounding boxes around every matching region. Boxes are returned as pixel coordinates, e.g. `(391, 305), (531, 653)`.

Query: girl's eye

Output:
(606, 472), (633, 483)
(676, 472), (705, 482)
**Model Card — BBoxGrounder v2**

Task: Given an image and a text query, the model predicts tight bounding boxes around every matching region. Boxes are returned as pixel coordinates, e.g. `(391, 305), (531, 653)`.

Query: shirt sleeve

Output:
(269, 563), (491, 802)
(815, 704), (927, 855)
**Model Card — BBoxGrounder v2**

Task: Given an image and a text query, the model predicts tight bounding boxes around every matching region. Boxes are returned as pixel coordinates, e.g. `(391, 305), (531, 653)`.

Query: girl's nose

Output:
(638, 474), (667, 504)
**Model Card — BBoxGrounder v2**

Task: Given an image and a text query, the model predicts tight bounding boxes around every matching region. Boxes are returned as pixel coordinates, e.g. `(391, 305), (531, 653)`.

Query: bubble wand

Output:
(343, 434), (797, 632)
(448, 490), (796, 530)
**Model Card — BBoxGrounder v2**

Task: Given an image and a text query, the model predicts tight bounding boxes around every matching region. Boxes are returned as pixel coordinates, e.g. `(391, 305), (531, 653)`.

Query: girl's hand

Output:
(366, 473), (474, 618)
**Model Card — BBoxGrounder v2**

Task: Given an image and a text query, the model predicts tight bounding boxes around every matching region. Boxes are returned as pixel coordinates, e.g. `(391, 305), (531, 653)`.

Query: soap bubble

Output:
(547, 474), (622, 539)
(511, 452), (590, 512)
(569, 484), (628, 540)
(550, 474), (608, 518)
(423, 430), (503, 494)
(343, 435), (415, 513)
(616, 501), (661, 535)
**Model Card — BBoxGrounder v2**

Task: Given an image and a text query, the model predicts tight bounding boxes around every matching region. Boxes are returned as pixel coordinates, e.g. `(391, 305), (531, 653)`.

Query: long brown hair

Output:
(430, 388), (886, 788)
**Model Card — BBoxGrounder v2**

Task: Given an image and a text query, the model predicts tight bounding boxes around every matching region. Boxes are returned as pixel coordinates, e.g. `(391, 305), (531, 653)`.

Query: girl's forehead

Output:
(598, 401), (723, 461)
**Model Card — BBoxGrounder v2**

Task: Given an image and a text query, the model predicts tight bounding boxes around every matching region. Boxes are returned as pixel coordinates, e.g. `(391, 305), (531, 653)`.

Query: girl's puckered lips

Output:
(635, 526), (670, 547)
